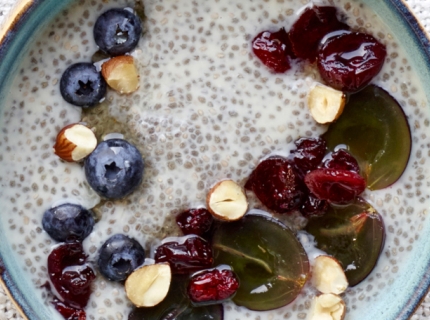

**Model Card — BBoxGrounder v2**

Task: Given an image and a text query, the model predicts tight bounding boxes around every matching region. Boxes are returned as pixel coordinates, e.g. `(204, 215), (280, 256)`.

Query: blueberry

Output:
(60, 62), (107, 107)
(42, 203), (95, 242)
(98, 234), (145, 281)
(84, 139), (144, 199)
(94, 8), (142, 56)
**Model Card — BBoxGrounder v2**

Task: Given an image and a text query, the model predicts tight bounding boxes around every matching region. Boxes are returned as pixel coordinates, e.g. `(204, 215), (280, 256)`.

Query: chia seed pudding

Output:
(0, 0), (429, 319)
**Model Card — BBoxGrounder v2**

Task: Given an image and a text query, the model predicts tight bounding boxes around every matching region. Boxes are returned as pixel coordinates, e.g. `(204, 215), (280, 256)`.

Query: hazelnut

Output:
(206, 180), (248, 221)
(308, 84), (346, 124)
(308, 293), (346, 320)
(312, 255), (348, 295)
(53, 123), (97, 162)
(125, 263), (172, 307)
(101, 55), (139, 94)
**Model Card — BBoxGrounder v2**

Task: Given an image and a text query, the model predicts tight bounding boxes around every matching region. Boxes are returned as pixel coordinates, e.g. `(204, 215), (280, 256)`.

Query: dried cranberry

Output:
(300, 193), (329, 217)
(289, 6), (349, 61)
(323, 149), (360, 173)
(252, 28), (295, 73)
(154, 236), (213, 274)
(291, 137), (327, 177)
(304, 168), (366, 204)
(188, 268), (239, 304)
(176, 208), (213, 237)
(317, 31), (387, 92)
(245, 157), (306, 214)
(52, 299), (86, 320)
(61, 265), (96, 296)
(48, 242), (95, 309)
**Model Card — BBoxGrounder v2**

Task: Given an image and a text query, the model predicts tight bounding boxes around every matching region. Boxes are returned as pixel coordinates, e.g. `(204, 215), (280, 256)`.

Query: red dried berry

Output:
(176, 208), (213, 237)
(52, 299), (86, 320)
(291, 137), (327, 177)
(252, 28), (295, 73)
(188, 268), (239, 304)
(154, 236), (213, 274)
(317, 31), (387, 92)
(47, 242), (95, 309)
(289, 6), (349, 61)
(300, 193), (329, 217)
(61, 265), (96, 296)
(304, 168), (366, 204)
(245, 157), (306, 214)
(323, 149), (360, 173)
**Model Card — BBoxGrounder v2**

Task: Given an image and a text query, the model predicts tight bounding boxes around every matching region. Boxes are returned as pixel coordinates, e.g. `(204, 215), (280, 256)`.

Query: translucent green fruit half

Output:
(212, 214), (310, 311)
(323, 84), (411, 190)
(305, 197), (385, 286)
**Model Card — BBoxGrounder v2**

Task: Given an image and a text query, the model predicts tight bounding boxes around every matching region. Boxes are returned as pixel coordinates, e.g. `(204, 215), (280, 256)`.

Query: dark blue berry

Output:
(42, 203), (95, 242)
(98, 234), (145, 281)
(93, 8), (142, 56)
(84, 139), (144, 199)
(60, 62), (107, 107)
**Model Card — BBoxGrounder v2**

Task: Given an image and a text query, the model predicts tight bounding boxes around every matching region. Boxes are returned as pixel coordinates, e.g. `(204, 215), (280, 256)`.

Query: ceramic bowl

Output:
(1, 0), (430, 319)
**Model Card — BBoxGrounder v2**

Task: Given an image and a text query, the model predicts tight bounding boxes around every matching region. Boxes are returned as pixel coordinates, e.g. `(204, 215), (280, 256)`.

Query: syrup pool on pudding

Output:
(0, 0), (429, 319)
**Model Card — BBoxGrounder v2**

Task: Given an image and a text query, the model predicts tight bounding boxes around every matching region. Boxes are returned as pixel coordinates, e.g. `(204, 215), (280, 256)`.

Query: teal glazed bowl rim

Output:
(1, 0), (430, 319)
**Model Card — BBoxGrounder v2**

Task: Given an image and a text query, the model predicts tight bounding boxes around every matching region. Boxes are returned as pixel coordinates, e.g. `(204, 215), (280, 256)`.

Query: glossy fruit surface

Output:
(317, 32), (387, 92)
(154, 236), (213, 274)
(323, 149), (360, 173)
(42, 203), (95, 242)
(304, 168), (366, 204)
(176, 208), (213, 237)
(84, 139), (144, 199)
(128, 277), (224, 320)
(289, 6), (349, 61)
(98, 234), (146, 281)
(48, 242), (95, 309)
(245, 157), (306, 213)
(188, 267), (239, 304)
(60, 62), (107, 107)
(252, 28), (294, 73)
(305, 197), (385, 286)
(93, 8), (142, 56)
(323, 85), (411, 190)
(291, 137), (327, 177)
(52, 299), (86, 320)
(300, 193), (329, 217)
(212, 214), (309, 311)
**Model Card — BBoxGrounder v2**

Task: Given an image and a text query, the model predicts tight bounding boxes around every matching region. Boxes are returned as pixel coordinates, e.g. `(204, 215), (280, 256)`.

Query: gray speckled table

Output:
(0, 0), (430, 319)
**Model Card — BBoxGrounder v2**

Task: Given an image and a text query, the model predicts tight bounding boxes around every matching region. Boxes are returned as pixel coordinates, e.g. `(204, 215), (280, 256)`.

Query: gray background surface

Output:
(0, 0), (429, 319)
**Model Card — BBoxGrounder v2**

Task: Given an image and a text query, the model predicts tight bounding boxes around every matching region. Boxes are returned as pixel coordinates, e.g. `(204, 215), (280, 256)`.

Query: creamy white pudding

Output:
(1, 0), (430, 319)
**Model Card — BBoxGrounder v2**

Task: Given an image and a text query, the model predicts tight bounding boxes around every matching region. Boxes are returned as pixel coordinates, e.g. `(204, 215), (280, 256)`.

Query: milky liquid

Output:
(0, 0), (430, 319)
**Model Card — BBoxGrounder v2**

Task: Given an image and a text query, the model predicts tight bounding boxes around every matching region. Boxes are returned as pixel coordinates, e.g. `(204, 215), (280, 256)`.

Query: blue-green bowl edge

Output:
(0, 1), (73, 319)
(0, 0), (430, 319)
